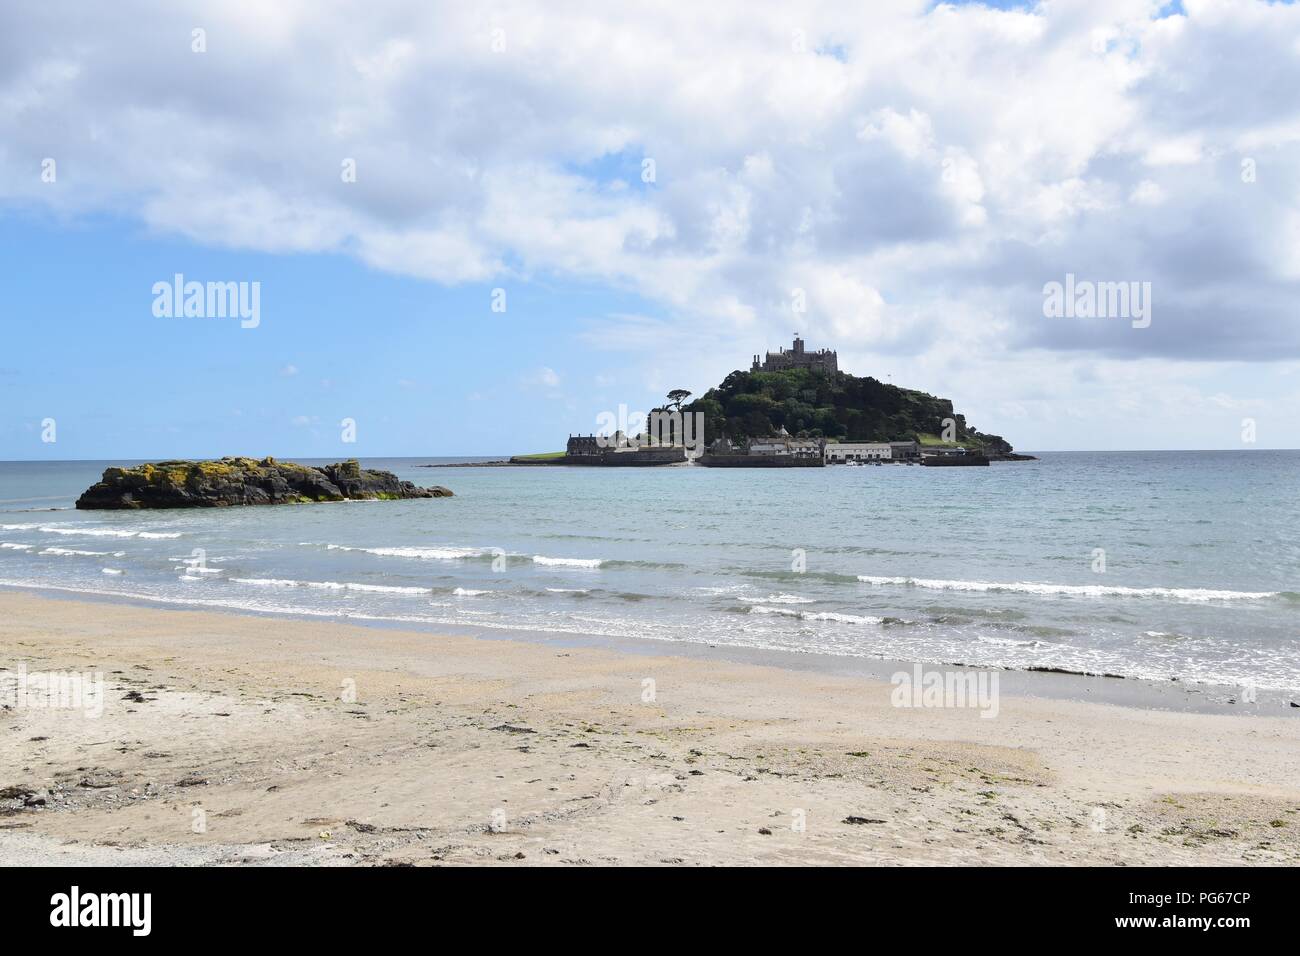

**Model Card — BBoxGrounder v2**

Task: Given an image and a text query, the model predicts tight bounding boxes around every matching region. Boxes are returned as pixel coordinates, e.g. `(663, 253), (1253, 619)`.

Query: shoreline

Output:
(2, 590), (1298, 866)
(4, 581), (1294, 716)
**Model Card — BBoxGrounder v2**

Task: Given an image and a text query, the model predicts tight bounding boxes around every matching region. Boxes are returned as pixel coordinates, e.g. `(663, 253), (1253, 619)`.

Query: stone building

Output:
(747, 432), (825, 458)
(751, 335), (838, 374)
(566, 435), (603, 458)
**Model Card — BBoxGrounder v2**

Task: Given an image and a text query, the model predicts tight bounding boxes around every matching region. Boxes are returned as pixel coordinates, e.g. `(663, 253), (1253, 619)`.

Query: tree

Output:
(666, 389), (692, 410)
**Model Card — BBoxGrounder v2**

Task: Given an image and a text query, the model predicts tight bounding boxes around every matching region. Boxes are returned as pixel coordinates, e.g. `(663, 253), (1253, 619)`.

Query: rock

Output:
(75, 458), (453, 509)
(843, 816), (886, 825)
(490, 724), (535, 734)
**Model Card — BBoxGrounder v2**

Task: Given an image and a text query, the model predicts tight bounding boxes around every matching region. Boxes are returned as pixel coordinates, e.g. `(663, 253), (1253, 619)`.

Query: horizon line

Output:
(3, 447), (1299, 464)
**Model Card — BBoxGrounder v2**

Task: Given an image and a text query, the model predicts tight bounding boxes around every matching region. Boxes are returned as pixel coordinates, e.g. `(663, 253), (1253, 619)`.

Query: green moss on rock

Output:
(75, 458), (453, 510)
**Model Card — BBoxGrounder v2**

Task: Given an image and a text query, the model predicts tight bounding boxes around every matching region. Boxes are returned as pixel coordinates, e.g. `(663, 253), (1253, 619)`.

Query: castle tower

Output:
(754, 335), (837, 374)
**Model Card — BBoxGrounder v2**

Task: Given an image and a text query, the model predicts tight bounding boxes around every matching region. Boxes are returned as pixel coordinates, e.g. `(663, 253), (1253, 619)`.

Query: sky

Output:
(2, 0), (1300, 459)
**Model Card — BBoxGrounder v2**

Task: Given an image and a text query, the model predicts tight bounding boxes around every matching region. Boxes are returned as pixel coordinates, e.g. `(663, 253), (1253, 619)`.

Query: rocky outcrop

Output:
(75, 457), (452, 510)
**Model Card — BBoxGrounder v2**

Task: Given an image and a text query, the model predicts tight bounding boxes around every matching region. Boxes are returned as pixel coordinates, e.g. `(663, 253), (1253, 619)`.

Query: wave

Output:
(309, 542), (497, 561)
(533, 555), (602, 568)
(545, 587), (590, 594)
(20, 524), (182, 539)
(452, 588), (491, 597)
(305, 542), (677, 572)
(39, 547), (126, 557)
(0, 578), (415, 620)
(367, 546), (493, 561)
(341, 582), (431, 594)
(101, 568), (124, 576)
(3, 575), (1297, 692)
(230, 577), (431, 595)
(741, 568), (863, 585)
(973, 633), (1048, 648)
(737, 593), (815, 605)
(0, 543), (33, 550)
(857, 575), (1277, 602)
(748, 605), (884, 625)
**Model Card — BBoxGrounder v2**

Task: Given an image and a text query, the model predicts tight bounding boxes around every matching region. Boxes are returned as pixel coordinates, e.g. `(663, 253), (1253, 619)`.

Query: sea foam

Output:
(533, 555), (602, 568)
(749, 605), (884, 625)
(310, 543), (495, 561)
(231, 577), (430, 595)
(856, 575), (1275, 602)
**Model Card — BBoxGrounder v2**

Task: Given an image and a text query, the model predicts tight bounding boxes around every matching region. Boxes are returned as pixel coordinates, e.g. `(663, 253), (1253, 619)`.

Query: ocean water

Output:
(1, 452), (1297, 692)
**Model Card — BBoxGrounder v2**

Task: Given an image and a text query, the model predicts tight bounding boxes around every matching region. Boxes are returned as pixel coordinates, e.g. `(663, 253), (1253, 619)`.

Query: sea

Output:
(1, 452), (1297, 694)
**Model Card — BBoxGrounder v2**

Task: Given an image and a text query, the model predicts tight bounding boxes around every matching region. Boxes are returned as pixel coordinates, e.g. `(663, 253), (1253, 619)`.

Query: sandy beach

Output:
(1, 589), (1297, 866)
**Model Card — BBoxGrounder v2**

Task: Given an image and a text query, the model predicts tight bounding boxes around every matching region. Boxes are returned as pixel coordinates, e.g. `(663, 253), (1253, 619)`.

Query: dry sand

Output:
(1, 590), (1297, 866)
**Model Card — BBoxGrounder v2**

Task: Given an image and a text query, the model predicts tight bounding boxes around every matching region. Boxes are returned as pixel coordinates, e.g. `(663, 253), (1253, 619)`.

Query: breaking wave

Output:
(857, 575), (1277, 602)
(230, 577), (431, 595)
(533, 555), (602, 568)
(748, 605), (884, 625)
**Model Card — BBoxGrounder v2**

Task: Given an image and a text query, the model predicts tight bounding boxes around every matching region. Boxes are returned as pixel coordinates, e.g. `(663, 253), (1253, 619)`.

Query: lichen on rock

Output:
(75, 458), (453, 510)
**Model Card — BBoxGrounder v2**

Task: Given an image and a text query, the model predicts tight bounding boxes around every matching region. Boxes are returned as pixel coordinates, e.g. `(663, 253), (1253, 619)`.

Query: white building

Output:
(825, 442), (894, 462)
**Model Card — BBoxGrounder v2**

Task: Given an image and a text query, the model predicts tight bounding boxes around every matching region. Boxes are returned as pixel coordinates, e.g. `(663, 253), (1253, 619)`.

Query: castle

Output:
(751, 335), (838, 374)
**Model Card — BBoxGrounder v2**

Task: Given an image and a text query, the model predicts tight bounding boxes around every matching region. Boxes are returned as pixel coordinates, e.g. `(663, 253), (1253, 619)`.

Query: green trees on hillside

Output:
(682, 367), (1012, 454)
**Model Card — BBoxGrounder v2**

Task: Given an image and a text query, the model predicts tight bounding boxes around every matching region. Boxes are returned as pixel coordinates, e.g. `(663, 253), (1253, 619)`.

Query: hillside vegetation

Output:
(683, 368), (1013, 455)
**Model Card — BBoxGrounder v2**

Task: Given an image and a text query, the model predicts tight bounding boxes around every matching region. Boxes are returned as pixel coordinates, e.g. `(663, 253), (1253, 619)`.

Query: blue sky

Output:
(3, 0), (1300, 458)
(0, 209), (682, 458)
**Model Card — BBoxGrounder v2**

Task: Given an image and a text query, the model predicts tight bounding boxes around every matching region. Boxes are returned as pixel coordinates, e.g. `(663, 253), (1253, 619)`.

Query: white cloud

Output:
(4, 0), (1300, 448)
(1129, 180), (1166, 205)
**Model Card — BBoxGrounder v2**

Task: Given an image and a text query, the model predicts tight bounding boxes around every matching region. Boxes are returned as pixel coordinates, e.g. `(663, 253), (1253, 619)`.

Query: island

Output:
(505, 336), (1034, 467)
(75, 457), (452, 509)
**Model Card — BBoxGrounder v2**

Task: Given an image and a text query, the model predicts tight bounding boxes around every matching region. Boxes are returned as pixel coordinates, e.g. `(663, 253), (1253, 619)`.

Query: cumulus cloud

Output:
(3, 0), (1300, 446)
